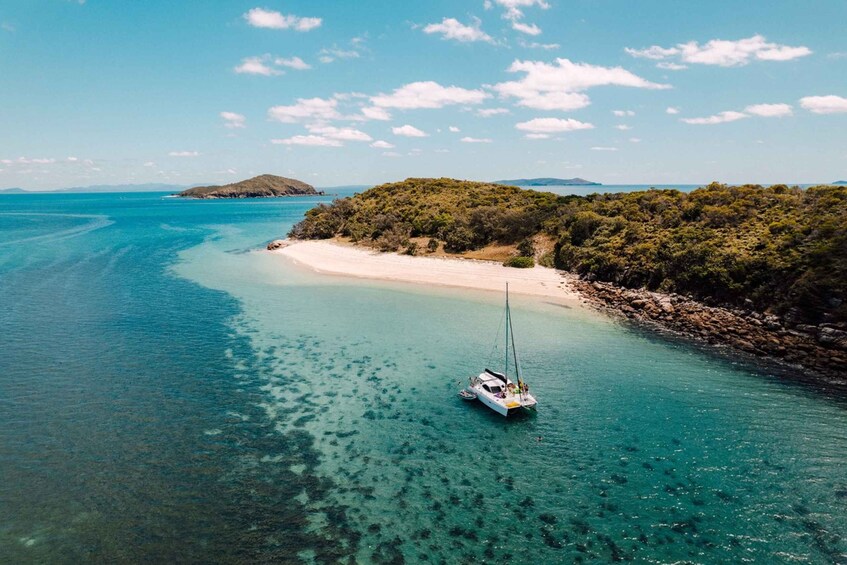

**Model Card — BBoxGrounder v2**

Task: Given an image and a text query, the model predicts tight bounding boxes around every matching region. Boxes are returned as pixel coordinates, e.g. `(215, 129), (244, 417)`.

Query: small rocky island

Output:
(179, 174), (322, 199)
(494, 177), (601, 186)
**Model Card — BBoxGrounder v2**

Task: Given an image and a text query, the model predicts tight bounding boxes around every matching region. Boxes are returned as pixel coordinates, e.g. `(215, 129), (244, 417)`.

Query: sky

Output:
(1, 0), (846, 190)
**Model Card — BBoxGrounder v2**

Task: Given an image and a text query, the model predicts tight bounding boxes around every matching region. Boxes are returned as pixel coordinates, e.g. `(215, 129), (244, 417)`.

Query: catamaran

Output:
(462, 283), (537, 417)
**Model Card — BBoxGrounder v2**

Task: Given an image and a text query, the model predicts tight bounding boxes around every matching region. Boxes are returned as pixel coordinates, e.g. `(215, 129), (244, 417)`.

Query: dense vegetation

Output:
(290, 178), (847, 323)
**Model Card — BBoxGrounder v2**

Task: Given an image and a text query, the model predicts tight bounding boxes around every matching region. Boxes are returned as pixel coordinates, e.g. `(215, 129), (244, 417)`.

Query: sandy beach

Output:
(271, 240), (580, 300)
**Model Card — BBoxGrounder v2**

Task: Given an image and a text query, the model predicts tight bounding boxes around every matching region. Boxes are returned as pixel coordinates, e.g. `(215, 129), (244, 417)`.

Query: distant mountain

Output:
(833, 180), (847, 185)
(57, 183), (189, 193)
(494, 177), (601, 186)
(179, 174), (321, 199)
(0, 187), (29, 194)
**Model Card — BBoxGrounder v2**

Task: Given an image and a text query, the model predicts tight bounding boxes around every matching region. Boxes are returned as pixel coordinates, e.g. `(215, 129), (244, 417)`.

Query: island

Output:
(833, 180), (847, 185)
(179, 174), (322, 199)
(277, 177), (847, 383)
(0, 187), (29, 194)
(494, 177), (601, 186)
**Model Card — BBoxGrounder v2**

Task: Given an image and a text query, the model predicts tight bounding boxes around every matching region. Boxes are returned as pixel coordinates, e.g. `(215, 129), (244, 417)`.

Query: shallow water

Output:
(1, 192), (845, 563)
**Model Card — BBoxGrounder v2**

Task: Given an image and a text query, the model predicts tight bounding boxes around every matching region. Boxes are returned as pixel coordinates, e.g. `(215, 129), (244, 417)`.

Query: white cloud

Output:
(744, 103), (792, 117)
(494, 58), (669, 111)
(512, 21), (541, 36)
(524, 133), (550, 139)
(518, 40), (559, 50)
(243, 7), (321, 32)
(360, 106), (392, 121)
(234, 55), (282, 76)
(477, 108), (511, 117)
(143, 161), (155, 167)
(460, 136), (493, 143)
(66, 157), (78, 162)
(271, 135), (342, 147)
(799, 95), (847, 114)
(614, 124), (632, 130)
(370, 140), (395, 149)
(392, 124), (428, 137)
(382, 151), (402, 157)
(629, 137), (641, 143)
(268, 98), (340, 123)
(372, 81), (489, 109)
(318, 47), (360, 64)
(275, 56), (311, 70)
(680, 111), (749, 125)
(307, 125), (372, 142)
(169, 151), (200, 157)
(449, 126), (460, 132)
(220, 111), (246, 128)
(591, 146), (618, 151)
(423, 17), (493, 43)
(515, 117), (594, 133)
(626, 35), (811, 67)
(612, 110), (635, 117)
(666, 106), (680, 114)
(657, 62), (687, 71)
(493, 0), (549, 21)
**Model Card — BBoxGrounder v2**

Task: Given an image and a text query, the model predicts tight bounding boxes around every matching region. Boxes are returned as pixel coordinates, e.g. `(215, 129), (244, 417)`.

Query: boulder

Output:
(266, 239), (289, 251)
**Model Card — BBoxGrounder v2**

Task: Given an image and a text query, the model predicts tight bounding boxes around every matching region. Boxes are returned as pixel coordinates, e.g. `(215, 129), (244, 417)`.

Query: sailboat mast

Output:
(504, 283), (509, 379)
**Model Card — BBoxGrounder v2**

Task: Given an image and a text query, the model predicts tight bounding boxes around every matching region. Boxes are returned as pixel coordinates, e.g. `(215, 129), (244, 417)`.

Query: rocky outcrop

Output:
(266, 239), (289, 251)
(179, 174), (322, 199)
(573, 279), (847, 383)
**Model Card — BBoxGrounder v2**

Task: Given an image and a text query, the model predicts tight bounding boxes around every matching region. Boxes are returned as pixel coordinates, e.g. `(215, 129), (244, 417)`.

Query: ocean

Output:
(1, 191), (845, 563)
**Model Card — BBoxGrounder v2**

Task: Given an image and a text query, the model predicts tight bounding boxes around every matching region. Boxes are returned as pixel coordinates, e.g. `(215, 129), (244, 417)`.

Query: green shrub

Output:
(504, 256), (535, 268)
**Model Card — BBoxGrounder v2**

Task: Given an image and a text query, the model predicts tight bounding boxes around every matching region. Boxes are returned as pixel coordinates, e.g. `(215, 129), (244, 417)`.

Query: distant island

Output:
(1, 183), (189, 194)
(494, 177), (601, 186)
(0, 187), (28, 194)
(179, 174), (321, 199)
(834, 180), (847, 185)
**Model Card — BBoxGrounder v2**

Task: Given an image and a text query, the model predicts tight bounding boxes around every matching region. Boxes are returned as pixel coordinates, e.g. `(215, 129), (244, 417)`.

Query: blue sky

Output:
(1, 0), (846, 190)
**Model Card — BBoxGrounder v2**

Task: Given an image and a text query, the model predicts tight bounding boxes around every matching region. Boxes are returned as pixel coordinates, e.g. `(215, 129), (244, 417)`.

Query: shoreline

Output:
(270, 239), (846, 387)
(270, 240), (580, 301)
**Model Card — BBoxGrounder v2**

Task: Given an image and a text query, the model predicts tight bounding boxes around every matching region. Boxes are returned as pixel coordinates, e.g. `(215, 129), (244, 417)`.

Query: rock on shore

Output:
(573, 279), (847, 383)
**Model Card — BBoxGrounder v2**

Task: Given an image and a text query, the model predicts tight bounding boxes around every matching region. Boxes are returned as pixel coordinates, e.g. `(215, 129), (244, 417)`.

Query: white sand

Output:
(271, 240), (580, 300)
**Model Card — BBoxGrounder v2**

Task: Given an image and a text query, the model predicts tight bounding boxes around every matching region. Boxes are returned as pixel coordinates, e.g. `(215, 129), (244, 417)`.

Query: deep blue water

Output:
(1, 192), (845, 563)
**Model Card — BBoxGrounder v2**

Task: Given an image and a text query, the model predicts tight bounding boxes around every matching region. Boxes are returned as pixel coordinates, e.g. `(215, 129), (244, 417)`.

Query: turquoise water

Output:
(1, 193), (846, 563)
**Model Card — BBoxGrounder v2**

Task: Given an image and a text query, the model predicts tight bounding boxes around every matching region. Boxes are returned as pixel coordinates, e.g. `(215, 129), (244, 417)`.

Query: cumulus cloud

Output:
(234, 55), (282, 76)
(243, 7), (321, 32)
(449, 126), (460, 132)
(307, 125), (372, 142)
(423, 17), (493, 43)
(512, 21), (541, 36)
(370, 140), (395, 149)
(666, 106), (680, 114)
(524, 133), (550, 139)
(271, 135), (342, 147)
(612, 110), (635, 117)
(799, 95), (847, 114)
(680, 111), (749, 125)
(359, 106), (392, 121)
(268, 98), (340, 123)
(494, 58), (669, 111)
(515, 117), (594, 133)
(392, 125), (428, 137)
(169, 151), (200, 157)
(626, 35), (811, 67)
(492, 0), (548, 34)
(591, 146), (619, 151)
(371, 81), (489, 109)
(477, 108), (511, 117)
(744, 103), (792, 117)
(614, 124), (632, 130)
(657, 62), (688, 71)
(460, 136), (493, 143)
(629, 137), (641, 143)
(220, 111), (246, 128)
(275, 56), (311, 70)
